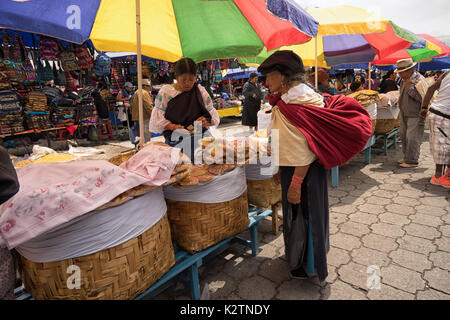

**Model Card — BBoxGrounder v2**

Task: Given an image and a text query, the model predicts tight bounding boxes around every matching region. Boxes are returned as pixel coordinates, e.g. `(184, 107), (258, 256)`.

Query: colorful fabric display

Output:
(0, 111), (25, 135)
(25, 111), (52, 130)
(75, 46), (94, 69)
(0, 90), (21, 114)
(0, 71), (10, 89)
(59, 51), (80, 72)
(94, 54), (111, 76)
(39, 37), (59, 61)
(12, 32), (24, 63)
(27, 91), (48, 112)
(1, 59), (27, 83)
(76, 98), (98, 125)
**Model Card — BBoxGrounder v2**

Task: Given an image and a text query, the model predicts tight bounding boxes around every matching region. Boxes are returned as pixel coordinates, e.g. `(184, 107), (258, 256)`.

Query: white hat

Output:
(142, 79), (152, 86)
(395, 58), (417, 73)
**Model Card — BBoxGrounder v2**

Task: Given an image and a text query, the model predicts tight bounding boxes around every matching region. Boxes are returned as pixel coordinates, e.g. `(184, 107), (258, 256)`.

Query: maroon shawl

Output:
(269, 93), (372, 169)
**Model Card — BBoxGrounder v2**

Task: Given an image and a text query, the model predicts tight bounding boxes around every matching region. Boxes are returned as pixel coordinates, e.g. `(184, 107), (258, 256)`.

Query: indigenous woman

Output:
(258, 51), (372, 281)
(242, 72), (263, 130)
(149, 58), (220, 161)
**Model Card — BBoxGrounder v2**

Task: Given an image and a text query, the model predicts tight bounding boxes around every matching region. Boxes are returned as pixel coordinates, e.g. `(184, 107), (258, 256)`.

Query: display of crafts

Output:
(348, 90), (381, 107)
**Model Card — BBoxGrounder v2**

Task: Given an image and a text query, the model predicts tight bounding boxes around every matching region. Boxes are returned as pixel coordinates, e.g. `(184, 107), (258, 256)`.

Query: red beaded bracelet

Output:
(291, 175), (304, 189)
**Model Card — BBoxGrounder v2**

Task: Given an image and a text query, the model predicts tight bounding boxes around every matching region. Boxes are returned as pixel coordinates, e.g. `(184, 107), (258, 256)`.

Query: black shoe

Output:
(290, 267), (309, 279)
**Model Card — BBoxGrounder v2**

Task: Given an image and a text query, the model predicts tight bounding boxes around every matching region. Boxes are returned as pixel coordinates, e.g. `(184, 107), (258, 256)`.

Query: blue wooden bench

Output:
(372, 128), (399, 155)
(331, 135), (375, 188)
(15, 207), (272, 301)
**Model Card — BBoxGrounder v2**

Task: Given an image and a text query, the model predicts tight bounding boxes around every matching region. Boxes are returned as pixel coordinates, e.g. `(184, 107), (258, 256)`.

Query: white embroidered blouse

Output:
(149, 84), (220, 133)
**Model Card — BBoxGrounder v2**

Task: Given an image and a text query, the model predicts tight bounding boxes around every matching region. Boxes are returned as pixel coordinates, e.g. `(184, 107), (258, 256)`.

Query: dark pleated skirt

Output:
(280, 162), (330, 282)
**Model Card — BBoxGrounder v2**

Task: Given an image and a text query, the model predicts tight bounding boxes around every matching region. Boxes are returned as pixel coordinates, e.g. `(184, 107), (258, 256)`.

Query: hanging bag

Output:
(75, 45), (94, 69)
(59, 43), (80, 72)
(39, 36), (59, 61)
(54, 61), (66, 86)
(94, 53), (111, 77)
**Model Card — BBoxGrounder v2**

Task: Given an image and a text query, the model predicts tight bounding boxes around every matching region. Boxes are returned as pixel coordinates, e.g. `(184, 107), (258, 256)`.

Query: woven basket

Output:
(166, 191), (249, 254)
(246, 178), (282, 208)
(371, 120), (377, 135)
(19, 213), (175, 300)
(375, 119), (399, 135)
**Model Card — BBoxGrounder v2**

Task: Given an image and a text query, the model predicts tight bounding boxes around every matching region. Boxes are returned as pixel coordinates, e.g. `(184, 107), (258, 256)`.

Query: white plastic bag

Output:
(257, 110), (272, 130)
(68, 146), (105, 157)
(28, 145), (56, 161)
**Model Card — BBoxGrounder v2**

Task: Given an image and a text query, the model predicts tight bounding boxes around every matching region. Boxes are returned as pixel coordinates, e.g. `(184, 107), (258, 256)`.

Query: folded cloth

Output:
(268, 93), (372, 169)
(0, 160), (148, 249)
(119, 144), (181, 187)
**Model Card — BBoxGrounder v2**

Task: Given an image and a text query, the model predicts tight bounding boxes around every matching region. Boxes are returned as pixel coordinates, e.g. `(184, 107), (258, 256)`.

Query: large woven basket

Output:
(375, 119), (400, 135)
(246, 178), (282, 208)
(19, 213), (175, 300)
(371, 120), (377, 135)
(166, 191), (249, 254)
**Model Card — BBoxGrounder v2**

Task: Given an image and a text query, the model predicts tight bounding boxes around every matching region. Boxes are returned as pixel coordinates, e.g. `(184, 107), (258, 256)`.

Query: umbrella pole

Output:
(368, 63), (372, 91)
(315, 37), (318, 90)
(136, 0), (145, 146)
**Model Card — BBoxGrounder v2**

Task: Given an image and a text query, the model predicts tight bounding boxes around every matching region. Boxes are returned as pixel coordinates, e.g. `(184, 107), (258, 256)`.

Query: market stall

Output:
(4, 138), (277, 300)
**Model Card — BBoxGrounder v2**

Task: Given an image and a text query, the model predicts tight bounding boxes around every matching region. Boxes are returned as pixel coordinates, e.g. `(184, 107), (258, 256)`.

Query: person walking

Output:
(396, 59), (429, 168)
(242, 73), (262, 130)
(420, 70), (450, 188)
(130, 78), (153, 143)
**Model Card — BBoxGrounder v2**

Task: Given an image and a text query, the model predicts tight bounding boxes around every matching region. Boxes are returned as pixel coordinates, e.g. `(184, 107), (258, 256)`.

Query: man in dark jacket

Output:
(0, 146), (20, 300)
(242, 73), (262, 130)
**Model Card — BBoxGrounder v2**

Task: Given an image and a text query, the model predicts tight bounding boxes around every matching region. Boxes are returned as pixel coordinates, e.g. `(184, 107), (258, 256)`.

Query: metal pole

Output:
(368, 63), (372, 91)
(315, 37), (318, 90)
(136, 0), (145, 146)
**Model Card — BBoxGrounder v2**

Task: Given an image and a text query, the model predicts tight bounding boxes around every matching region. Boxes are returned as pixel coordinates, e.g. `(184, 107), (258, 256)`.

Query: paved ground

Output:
(100, 119), (450, 300)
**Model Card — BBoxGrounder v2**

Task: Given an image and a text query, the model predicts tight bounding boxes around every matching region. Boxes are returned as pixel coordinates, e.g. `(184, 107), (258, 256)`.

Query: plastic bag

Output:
(284, 204), (307, 270)
(68, 146), (104, 157)
(28, 145), (56, 161)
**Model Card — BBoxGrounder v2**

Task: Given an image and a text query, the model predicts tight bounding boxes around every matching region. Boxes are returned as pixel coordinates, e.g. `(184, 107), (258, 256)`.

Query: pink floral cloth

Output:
(0, 160), (148, 249)
(119, 144), (180, 186)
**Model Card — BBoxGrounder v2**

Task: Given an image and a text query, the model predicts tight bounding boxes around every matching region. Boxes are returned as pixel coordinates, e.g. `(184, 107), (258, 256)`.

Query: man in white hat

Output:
(130, 78), (153, 142)
(396, 58), (429, 168)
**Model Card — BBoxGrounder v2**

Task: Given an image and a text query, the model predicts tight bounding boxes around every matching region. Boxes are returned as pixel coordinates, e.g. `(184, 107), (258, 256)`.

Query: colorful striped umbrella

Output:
(240, 6), (415, 83)
(373, 34), (450, 65)
(0, 0), (318, 63)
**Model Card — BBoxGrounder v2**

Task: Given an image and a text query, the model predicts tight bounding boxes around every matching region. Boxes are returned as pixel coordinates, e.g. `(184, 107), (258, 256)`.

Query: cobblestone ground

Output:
(149, 128), (450, 300)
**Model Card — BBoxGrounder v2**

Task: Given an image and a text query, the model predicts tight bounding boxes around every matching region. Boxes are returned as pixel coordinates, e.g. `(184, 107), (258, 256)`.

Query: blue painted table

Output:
(372, 128), (399, 155)
(331, 135), (376, 188)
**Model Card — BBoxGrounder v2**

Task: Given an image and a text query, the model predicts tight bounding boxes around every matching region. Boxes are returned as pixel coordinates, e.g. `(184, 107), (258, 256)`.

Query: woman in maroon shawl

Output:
(258, 51), (372, 281)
